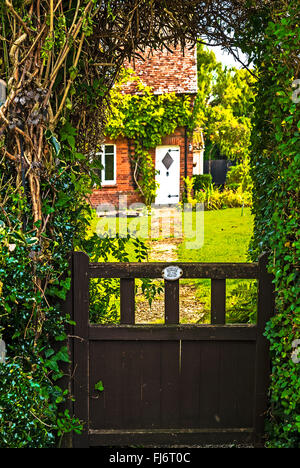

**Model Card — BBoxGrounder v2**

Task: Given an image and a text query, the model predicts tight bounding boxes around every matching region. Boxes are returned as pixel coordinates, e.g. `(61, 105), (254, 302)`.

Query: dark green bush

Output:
(192, 174), (213, 193)
(247, 3), (300, 447)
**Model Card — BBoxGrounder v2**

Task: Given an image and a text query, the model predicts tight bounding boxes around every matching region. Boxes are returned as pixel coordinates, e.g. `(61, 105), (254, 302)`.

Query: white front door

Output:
(155, 146), (180, 204)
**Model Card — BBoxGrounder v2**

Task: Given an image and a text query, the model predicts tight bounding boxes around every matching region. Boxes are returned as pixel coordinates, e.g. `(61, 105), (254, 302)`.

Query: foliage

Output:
(244, 2), (300, 448)
(0, 144), (92, 446)
(0, 358), (58, 448)
(226, 159), (253, 192)
(105, 73), (195, 205)
(226, 280), (257, 324)
(81, 220), (160, 324)
(85, 233), (149, 324)
(192, 174), (212, 192)
(196, 43), (256, 162)
(0, 357), (82, 448)
(184, 176), (252, 210)
(206, 104), (252, 161)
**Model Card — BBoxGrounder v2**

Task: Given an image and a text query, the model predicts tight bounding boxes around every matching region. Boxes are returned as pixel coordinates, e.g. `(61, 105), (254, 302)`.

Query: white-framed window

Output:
(97, 144), (116, 185)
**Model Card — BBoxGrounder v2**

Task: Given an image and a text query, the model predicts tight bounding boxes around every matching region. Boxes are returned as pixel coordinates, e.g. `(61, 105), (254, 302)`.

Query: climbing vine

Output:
(245, 1), (300, 448)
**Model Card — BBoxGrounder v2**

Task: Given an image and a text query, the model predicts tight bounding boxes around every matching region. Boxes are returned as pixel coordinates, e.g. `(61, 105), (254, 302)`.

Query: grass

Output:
(177, 207), (257, 323)
(178, 207), (253, 263)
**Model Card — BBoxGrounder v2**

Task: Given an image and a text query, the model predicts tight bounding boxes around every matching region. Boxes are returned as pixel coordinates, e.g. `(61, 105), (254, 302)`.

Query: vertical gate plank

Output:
(101, 341), (125, 429)
(235, 342), (256, 427)
(140, 342), (161, 428)
(198, 342), (221, 427)
(121, 342), (142, 428)
(160, 341), (180, 427)
(165, 280), (179, 324)
(89, 341), (106, 430)
(218, 342), (239, 427)
(179, 341), (201, 427)
(72, 251), (90, 448)
(211, 279), (226, 324)
(253, 252), (275, 445)
(120, 278), (135, 324)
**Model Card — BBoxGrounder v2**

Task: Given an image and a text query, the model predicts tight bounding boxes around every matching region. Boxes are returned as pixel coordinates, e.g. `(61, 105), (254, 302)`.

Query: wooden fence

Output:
(67, 251), (275, 447)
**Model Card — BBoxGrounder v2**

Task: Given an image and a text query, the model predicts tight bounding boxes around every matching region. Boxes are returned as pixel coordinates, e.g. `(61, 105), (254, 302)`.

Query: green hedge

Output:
(249, 3), (300, 447)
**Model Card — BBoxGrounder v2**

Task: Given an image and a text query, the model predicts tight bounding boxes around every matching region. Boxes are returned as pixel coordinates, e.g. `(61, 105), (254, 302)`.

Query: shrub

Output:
(187, 178), (252, 211)
(226, 160), (253, 193)
(193, 174), (213, 193)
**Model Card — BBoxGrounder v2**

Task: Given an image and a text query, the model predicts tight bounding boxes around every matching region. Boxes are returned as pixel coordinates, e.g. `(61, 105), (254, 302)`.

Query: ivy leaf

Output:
(95, 380), (104, 392)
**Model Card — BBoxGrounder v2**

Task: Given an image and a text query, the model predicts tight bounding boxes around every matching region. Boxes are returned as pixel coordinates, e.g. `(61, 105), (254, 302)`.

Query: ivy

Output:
(0, 134), (93, 446)
(246, 2), (300, 448)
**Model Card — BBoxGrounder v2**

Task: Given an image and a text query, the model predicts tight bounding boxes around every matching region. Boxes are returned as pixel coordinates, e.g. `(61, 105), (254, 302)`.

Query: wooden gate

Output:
(68, 251), (274, 448)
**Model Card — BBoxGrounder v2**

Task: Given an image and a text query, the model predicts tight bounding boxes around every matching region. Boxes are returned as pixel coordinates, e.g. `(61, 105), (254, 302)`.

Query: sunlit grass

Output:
(178, 207), (256, 323)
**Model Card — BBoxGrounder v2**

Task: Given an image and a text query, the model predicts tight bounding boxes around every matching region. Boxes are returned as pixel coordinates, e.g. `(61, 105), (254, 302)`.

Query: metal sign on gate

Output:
(162, 265), (183, 281)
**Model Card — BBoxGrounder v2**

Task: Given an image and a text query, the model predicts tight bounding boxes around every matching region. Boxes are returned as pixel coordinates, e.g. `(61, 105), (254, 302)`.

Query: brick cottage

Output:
(90, 44), (204, 210)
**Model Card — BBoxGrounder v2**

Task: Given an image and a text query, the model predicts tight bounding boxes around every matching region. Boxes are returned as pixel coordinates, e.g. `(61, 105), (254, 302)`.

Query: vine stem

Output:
(51, 32), (85, 125)
(5, 0), (31, 35)
(50, 0), (54, 37)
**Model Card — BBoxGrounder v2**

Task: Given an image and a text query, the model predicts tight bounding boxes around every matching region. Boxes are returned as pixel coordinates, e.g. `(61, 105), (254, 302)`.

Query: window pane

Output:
(104, 152), (114, 181)
(105, 145), (114, 155)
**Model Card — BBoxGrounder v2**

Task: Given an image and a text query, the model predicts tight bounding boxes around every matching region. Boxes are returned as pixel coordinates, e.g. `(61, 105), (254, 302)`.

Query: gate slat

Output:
(120, 278), (135, 324)
(198, 342), (221, 427)
(88, 324), (257, 341)
(165, 279), (179, 324)
(160, 342), (180, 427)
(121, 342), (142, 428)
(140, 342), (161, 428)
(179, 341), (201, 427)
(211, 278), (226, 324)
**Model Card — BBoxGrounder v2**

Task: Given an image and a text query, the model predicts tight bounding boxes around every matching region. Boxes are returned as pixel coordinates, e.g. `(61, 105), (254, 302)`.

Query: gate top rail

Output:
(72, 253), (272, 327)
(89, 261), (259, 279)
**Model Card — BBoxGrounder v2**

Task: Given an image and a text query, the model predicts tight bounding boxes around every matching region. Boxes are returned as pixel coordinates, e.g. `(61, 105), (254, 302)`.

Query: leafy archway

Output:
(0, 0), (299, 447)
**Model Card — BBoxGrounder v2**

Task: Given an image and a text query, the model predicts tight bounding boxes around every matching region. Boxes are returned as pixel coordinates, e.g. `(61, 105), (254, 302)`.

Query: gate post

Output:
(72, 251), (90, 448)
(253, 252), (275, 446)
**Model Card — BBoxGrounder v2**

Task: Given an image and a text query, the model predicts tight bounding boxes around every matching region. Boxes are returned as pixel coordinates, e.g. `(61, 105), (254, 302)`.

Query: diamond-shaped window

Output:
(162, 152), (174, 170)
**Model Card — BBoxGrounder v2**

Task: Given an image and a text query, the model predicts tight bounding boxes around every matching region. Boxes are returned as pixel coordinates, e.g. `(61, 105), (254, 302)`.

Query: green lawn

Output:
(178, 207), (253, 263)
(178, 207), (257, 323)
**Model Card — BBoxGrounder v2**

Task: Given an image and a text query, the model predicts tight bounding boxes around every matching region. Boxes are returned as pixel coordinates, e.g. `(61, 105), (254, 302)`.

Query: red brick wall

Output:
(89, 128), (194, 209)
(122, 44), (197, 95)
